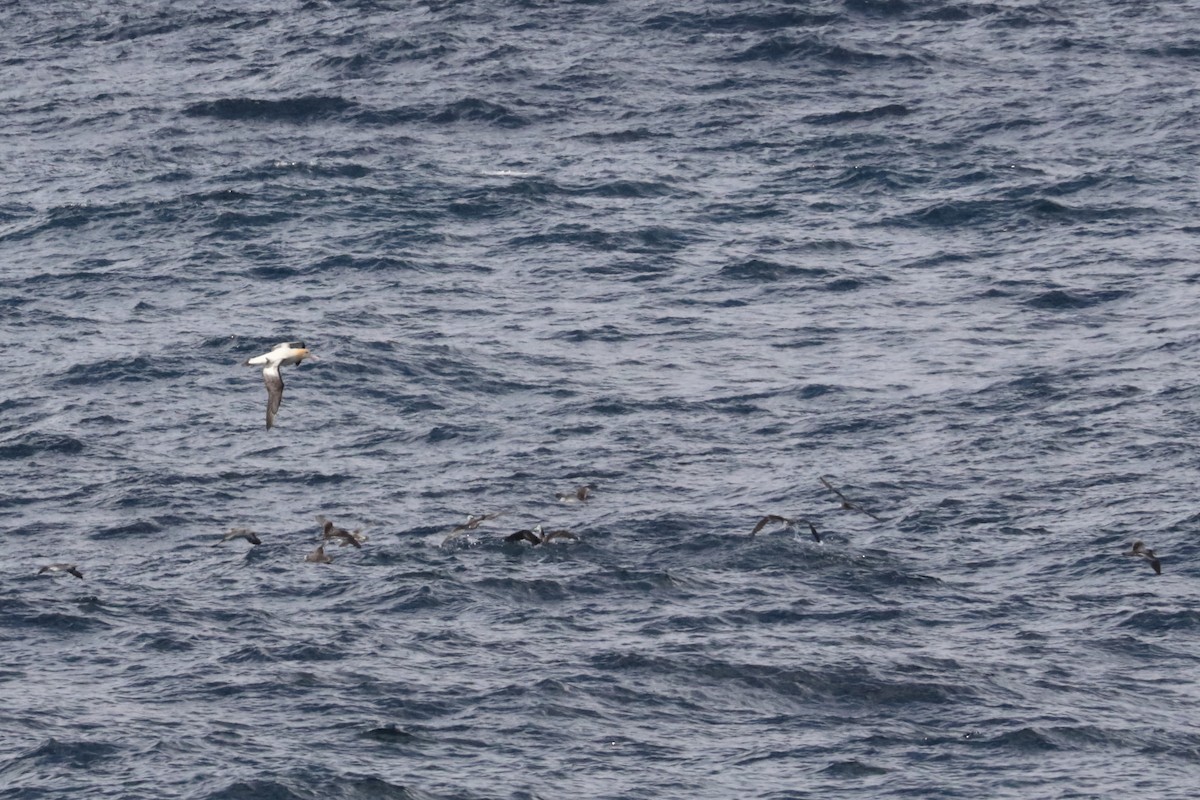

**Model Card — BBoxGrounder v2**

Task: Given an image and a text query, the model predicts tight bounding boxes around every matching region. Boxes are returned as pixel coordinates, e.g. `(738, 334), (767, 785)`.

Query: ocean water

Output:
(3, 1), (1200, 797)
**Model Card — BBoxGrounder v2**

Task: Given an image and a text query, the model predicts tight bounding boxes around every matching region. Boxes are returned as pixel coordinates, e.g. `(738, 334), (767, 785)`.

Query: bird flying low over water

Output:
(244, 341), (316, 429)
(214, 528), (262, 547)
(38, 563), (83, 579)
(750, 515), (822, 542)
(442, 513), (503, 546)
(316, 516), (366, 548)
(450, 512), (502, 535)
(1125, 540), (1162, 575)
(504, 524), (579, 545)
(819, 476), (884, 522)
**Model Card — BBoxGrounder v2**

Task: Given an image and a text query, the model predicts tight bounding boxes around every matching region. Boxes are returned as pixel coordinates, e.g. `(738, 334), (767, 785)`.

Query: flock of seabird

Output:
(33, 342), (1167, 579)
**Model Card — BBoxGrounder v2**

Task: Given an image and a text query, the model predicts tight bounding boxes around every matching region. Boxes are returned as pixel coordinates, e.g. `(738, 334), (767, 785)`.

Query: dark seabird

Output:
(750, 515), (821, 542)
(555, 485), (592, 504)
(305, 545), (332, 564)
(213, 528), (262, 547)
(1125, 540), (1162, 575)
(505, 524), (544, 544)
(819, 476), (884, 522)
(244, 341), (316, 429)
(505, 525), (579, 545)
(38, 563), (83, 579)
(316, 516), (366, 548)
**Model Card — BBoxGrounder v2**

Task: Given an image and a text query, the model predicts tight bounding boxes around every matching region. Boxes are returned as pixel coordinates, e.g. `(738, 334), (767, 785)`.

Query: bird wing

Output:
(68, 567), (84, 579)
(263, 364), (284, 429)
(807, 522), (822, 543)
(544, 530), (579, 542)
(1149, 556), (1162, 574)
(751, 515), (788, 536)
(247, 532), (262, 545)
(822, 477), (883, 521)
(819, 476), (850, 504)
(849, 501), (885, 523)
(505, 530), (540, 544)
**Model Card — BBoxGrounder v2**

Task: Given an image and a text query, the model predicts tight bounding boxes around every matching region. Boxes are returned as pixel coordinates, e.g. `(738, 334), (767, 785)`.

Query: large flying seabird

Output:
(244, 341), (316, 429)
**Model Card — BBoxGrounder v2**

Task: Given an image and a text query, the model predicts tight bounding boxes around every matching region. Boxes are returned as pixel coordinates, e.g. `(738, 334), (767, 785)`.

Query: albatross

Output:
(244, 341), (316, 429)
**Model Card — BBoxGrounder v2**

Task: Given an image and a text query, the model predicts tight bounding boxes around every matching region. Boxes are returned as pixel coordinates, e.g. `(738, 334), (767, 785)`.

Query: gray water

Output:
(3, 1), (1200, 798)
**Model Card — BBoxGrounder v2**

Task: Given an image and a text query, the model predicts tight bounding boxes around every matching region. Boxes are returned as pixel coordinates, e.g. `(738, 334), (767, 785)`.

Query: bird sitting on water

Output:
(305, 545), (332, 563)
(750, 515), (821, 542)
(555, 486), (592, 504)
(37, 563), (83, 579)
(244, 341), (316, 429)
(1125, 540), (1162, 575)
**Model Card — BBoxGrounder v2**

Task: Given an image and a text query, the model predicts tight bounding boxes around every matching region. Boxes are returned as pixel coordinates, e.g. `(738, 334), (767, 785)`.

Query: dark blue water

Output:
(3, 1), (1200, 797)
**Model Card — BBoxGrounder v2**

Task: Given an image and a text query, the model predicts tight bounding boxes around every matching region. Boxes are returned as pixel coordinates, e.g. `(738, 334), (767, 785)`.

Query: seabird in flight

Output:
(37, 563), (83, 579)
(244, 341), (316, 429)
(449, 512), (501, 535)
(442, 512), (502, 546)
(213, 528), (262, 547)
(1125, 540), (1162, 575)
(819, 476), (884, 522)
(750, 515), (822, 542)
(316, 516), (365, 548)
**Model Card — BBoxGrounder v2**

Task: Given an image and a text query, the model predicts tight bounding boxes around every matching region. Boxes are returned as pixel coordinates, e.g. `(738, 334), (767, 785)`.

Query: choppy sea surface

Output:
(3, 1), (1200, 797)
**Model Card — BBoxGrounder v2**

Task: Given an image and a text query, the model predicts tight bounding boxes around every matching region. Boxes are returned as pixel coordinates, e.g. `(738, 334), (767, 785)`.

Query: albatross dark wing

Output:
(263, 365), (284, 430)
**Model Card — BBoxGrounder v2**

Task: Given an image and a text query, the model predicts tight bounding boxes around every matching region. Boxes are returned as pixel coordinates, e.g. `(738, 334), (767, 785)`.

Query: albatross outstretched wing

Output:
(263, 364), (284, 430)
